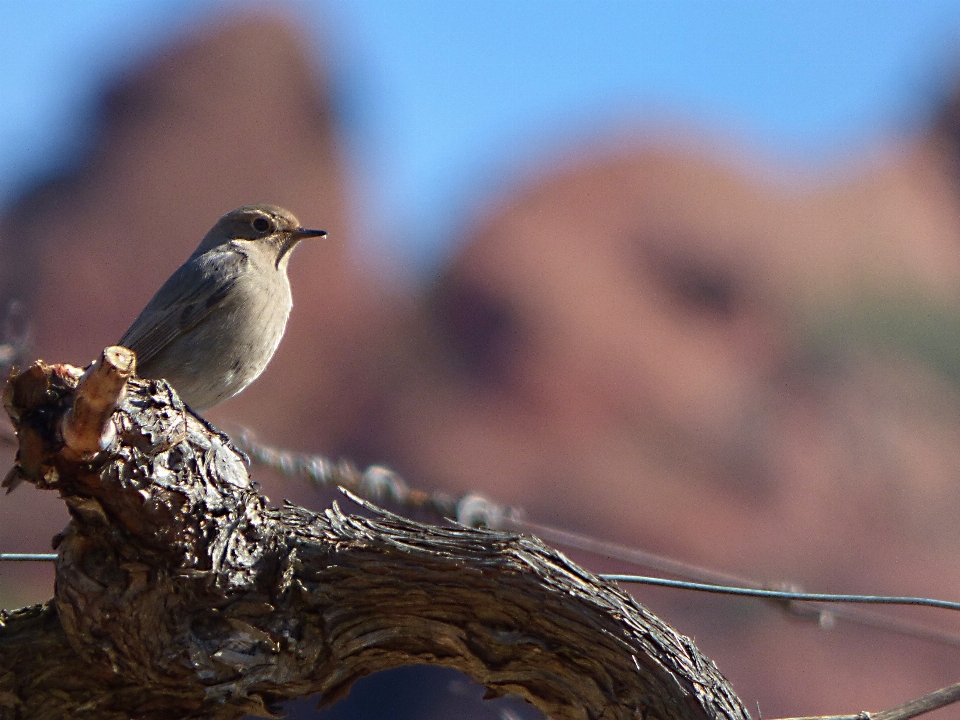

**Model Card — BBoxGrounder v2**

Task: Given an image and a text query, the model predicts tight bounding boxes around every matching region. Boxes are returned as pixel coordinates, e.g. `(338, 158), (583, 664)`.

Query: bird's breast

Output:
(146, 268), (294, 410)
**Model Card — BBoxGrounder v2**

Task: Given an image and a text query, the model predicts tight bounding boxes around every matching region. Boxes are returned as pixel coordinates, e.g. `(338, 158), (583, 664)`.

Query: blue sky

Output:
(4, 1), (960, 265)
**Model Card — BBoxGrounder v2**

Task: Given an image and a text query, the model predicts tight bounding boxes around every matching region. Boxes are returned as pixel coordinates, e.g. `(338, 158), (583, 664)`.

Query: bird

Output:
(117, 203), (327, 411)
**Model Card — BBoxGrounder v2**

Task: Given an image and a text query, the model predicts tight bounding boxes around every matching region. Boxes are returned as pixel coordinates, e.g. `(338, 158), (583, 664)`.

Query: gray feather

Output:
(119, 247), (248, 368)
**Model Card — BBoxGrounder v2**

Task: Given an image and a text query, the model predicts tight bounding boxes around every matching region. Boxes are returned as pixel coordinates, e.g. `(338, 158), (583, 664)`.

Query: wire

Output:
(9, 550), (960, 614)
(514, 517), (960, 646)
(0, 553), (56, 561)
(602, 574), (960, 611)
(7, 545), (958, 613)
(510, 517), (753, 587)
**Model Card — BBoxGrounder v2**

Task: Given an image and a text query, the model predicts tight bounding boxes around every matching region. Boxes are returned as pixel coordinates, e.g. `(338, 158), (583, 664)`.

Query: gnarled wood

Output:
(0, 355), (750, 720)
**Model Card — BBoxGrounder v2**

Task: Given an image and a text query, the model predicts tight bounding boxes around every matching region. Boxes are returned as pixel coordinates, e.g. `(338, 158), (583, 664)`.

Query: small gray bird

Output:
(118, 204), (327, 411)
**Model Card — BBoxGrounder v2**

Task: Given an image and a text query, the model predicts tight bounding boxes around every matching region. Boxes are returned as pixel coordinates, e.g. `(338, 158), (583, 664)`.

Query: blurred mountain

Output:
(355, 116), (960, 714)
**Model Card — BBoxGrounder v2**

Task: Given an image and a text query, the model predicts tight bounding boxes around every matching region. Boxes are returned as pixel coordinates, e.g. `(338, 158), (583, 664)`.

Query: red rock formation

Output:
(363, 134), (960, 715)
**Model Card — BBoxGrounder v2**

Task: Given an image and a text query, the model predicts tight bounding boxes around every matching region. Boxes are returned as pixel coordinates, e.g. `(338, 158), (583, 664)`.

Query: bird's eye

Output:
(252, 217), (273, 233)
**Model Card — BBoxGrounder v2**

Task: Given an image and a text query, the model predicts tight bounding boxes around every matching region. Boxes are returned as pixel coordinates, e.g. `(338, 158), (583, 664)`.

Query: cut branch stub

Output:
(59, 345), (135, 460)
(0, 354), (750, 720)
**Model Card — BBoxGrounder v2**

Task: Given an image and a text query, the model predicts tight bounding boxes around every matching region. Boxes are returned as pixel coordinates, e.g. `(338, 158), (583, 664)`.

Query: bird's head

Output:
(194, 204), (327, 267)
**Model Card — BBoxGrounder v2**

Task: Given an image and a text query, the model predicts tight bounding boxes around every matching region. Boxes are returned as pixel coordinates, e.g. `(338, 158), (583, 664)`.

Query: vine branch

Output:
(0, 353), (749, 720)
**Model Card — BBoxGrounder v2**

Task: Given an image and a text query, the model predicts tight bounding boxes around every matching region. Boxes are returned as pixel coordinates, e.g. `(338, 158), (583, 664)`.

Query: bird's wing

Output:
(118, 248), (249, 368)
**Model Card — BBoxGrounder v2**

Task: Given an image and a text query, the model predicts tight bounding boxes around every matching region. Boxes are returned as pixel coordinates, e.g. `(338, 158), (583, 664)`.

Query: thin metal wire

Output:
(0, 553), (56, 561)
(231, 429), (462, 518)
(512, 517), (960, 646)
(601, 574), (960, 611)
(510, 517), (751, 587)
(4, 545), (958, 613)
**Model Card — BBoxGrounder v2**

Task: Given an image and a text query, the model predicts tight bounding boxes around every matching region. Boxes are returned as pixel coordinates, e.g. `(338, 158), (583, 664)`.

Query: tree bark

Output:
(0, 352), (750, 720)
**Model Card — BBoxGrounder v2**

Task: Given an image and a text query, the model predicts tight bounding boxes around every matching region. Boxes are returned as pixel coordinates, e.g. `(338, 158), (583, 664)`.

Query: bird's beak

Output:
(293, 227), (328, 240)
(277, 227), (328, 267)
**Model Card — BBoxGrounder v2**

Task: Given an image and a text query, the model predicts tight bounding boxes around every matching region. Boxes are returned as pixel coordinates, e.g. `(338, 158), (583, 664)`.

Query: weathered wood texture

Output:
(0, 356), (750, 720)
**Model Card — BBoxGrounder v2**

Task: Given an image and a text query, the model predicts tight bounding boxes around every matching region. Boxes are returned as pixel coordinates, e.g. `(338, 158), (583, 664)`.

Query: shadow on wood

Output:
(0, 348), (749, 720)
